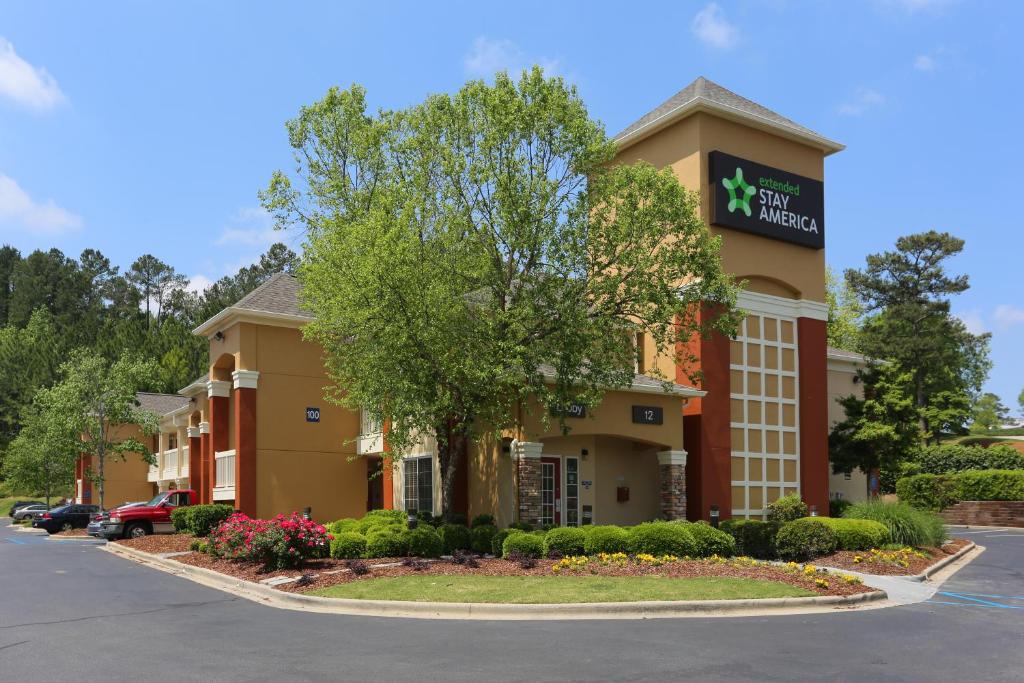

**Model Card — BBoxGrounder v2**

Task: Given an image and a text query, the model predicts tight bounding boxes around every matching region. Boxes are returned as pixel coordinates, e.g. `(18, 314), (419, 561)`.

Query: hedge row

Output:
(896, 469), (1024, 511)
(170, 504), (234, 537)
(911, 445), (1024, 475)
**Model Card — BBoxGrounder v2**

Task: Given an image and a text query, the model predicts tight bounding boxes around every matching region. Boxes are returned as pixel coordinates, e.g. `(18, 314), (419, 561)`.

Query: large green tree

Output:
(971, 392), (1011, 433)
(48, 349), (159, 509)
(263, 70), (740, 515)
(845, 231), (990, 442)
(3, 389), (80, 506)
(825, 266), (861, 351)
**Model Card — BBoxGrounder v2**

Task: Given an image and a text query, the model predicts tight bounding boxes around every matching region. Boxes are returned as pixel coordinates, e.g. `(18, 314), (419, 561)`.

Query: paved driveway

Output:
(1, 522), (1022, 682)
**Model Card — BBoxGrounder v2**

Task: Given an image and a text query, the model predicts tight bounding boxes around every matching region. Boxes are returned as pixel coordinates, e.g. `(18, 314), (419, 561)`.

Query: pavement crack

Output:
(0, 597), (238, 630)
(0, 639), (29, 652)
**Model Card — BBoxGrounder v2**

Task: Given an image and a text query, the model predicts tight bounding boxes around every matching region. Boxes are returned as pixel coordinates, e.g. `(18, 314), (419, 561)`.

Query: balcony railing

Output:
(147, 464), (159, 483)
(357, 431), (384, 455)
(161, 448), (178, 479)
(179, 446), (189, 478)
(213, 449), (236, 501)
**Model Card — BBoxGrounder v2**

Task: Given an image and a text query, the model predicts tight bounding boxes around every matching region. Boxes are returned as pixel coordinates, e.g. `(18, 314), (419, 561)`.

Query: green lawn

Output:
(308, 575), (813, 603)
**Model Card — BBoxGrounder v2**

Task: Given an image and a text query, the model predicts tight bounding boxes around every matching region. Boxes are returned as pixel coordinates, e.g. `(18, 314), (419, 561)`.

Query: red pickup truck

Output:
(99, 489), (198, 540)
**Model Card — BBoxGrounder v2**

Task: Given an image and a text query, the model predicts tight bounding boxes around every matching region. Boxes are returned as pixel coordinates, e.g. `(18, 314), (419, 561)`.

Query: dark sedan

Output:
(33, 504), (100, 534)
(8, 501), (44, 518)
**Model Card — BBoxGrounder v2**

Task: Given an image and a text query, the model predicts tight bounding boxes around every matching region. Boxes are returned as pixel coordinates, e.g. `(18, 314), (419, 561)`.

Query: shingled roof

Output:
(136, 392), (191, 416)
(232, 273), (312, 319)
(614, 77), (843, 154)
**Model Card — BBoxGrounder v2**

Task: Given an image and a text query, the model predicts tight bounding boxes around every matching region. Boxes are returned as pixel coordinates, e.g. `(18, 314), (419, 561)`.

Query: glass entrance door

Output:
(540, 457), (561, 526)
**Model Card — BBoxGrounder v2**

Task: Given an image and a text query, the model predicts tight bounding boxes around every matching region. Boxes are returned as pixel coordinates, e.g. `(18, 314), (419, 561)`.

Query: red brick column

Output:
(381, 420), (394, 510)
(512, 441), (543, 526)
(232, 370), (259, 518)
(187, 427), (202, 497)
(658, 451), (688, 520)
(797, 317), (829, 516)
(207, 380), (230, 505)
(198, 422), (211, 504)
(76, 454), (93, 505)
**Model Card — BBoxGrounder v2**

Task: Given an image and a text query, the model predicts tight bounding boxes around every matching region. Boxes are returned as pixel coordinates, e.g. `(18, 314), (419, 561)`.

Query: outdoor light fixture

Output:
(214, 331), (225, 342)
(709, 504), (720, 528)
(407, 512), (418, 530)
(302, 506), (312, 521)
(581, 448), (588, 460)
(809, 505), (818, 517)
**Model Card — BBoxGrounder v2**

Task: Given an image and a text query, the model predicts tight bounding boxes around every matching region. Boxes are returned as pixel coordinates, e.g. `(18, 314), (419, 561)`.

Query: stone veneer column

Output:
(232, 370), (259, 518)
(207, 380), (231, 504)
(511, 441), (543, 526)
(198, 422), (211, 504)
(187, 427), (202, 498)
(658, 450), (688, 520)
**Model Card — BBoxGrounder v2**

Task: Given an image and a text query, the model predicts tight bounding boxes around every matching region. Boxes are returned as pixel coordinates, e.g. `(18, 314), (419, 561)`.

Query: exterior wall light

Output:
(809, 505), (818, 517)
(407, 512), (418, 530)
(709, 504), (720, 528)
(214, 331), (225, 342)
(302, 506), (312, 521)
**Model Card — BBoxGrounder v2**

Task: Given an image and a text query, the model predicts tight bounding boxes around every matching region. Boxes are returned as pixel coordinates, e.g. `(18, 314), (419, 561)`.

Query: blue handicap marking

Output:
(929, 591), (1024, 610)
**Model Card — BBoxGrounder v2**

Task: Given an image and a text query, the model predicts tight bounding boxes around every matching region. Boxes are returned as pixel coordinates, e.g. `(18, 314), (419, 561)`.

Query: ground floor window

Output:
(565, 457), (580, 527)
(403, 456), (433, 514)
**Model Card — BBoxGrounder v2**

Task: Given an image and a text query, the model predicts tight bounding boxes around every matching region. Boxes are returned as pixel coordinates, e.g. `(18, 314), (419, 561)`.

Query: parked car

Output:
(87, 502), (146, 537)
(12, 504), (49, 521)
(100, 490), (197, 540)
(8, 500), (44, 518)
(33, 504), (100, 534)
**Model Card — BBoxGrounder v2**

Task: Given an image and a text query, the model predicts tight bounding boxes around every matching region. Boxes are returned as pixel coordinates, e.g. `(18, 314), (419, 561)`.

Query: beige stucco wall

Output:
(827, 360), (868, 502)
(96, 424), (157, 506)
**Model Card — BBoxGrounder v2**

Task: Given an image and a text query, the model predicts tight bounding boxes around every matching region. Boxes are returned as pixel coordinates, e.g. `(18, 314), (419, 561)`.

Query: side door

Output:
(152, 493), (177, 533)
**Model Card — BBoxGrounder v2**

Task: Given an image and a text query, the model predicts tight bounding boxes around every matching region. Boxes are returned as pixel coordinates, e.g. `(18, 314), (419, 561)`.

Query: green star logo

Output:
(722, 167), (755, 217)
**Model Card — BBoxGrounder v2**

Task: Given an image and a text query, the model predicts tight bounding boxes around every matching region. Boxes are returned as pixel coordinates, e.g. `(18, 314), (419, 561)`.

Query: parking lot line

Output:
(935, 592), (1024, 610)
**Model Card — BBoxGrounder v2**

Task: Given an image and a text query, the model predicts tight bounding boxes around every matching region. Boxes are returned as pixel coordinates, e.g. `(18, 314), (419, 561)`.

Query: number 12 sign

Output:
(631, 405), (663, 425)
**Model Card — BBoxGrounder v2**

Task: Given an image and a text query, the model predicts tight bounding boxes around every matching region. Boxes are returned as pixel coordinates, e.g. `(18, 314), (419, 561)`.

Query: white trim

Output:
(179, 377), (208, 397)
(736, 290), (828, 322)
(172, 413), (190, 428)
(657, 450), (688, 466)
(215, 449), (236, 459)
(207, 380), (231, 399)
(186, 426), (201, 439)
(828, 359), (863, 374)
(232, 369), (260, 390)
(198, 421), (210, 435)
(194, 306), (312, 337)
(614, 97), (844, 156)
(212, 486), (235, 501)
(510, 440), (543, 460)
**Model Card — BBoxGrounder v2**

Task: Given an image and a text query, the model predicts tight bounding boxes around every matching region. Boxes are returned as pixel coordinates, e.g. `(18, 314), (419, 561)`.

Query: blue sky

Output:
(1, 0), (1021, 411)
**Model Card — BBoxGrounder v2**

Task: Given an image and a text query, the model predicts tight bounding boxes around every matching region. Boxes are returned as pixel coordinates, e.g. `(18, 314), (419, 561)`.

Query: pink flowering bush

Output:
(209, 512), (333, 570)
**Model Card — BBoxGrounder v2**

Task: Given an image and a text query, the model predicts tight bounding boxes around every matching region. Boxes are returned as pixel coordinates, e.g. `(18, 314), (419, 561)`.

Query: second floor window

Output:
(360, 409), (383, 436)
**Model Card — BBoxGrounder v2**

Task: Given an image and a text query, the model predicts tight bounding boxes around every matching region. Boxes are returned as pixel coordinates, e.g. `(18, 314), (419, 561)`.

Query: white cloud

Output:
(0, 173), (81, 234)
(0, 37), (65, 111)
(186, 274), (214, 294)
(215, 206), (276, 247)
(691, 3), (739, 50)
(463, 37), (560, 77)
(838, 88), (886, 116)
(913, 55), (936, 71)
(956, 310), (986, 335)
(994, 305), (1024, 331)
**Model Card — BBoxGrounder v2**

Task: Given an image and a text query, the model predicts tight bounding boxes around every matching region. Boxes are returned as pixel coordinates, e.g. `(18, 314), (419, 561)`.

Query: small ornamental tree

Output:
(262, 69), (740, 516)
(2, 390), (79, 506)
(49, 349), (159, 509)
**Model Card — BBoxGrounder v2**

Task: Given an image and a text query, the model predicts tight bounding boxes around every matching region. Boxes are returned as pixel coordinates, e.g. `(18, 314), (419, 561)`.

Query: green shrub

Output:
(327, 518), (360, 535)
(543, 527), (587, 556)
(364, 509), (407, 523)
(502, 530), (544, 558)
(441, 512), (468, 526)
(509, 521), (534, 532)
(470, 513), (495, 528)
(767, 494), (808, 523)
(829, 498), (852, 518)
(896, 473), (959, 510)
(170, 504), (233, 537)
(470, 524), (497, 554)
(719, 519), (780, 559)
(810, 517), (889, 550)
(365, 529), (408, 558)
(956, 469), (1024, 501)
(684, 521), (737, 558)
(843, 500), (947, 547)
(491, 528), (517, 556)
(437, 523), (472, 554)
(330, 532), (368, 559)
(583, 525), (631, 554)
(774, 519), (838, 561)
(628, 522), (696, 557)
(916, 444), (1024, 474)
(405, 526), (443, 558)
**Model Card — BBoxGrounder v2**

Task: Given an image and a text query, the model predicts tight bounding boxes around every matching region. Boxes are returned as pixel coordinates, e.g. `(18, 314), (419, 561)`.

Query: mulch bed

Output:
(115, 533), (195, 554)
(817, 538), (971, 576)
(170, 551), (875, 598)
(51, 528), (89, 537)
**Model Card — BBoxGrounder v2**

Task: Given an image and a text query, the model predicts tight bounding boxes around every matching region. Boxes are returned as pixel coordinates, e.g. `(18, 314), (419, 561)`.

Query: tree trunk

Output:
(436, 420), (467, 520)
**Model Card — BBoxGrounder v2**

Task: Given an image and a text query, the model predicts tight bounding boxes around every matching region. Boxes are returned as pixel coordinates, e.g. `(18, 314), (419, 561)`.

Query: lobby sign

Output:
(708, 151), (824, 249)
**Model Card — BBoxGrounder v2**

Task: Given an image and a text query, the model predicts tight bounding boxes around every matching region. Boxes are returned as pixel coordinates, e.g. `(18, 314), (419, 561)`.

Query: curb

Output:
(103, 543), (888, 621)
(46, 534), (106, 543)
(905, 541), (976, 583)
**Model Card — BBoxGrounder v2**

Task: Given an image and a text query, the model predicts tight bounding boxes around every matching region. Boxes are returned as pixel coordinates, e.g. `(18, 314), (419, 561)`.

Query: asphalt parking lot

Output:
(1, 522), (1022, 682)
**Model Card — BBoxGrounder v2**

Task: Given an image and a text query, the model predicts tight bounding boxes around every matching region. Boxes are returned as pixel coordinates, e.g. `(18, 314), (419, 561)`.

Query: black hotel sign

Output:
(708, 150), (825, 250)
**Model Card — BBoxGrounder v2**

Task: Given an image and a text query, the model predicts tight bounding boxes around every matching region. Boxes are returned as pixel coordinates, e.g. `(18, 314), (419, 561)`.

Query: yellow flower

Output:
(804, 564), (817, 576)
(815, 578), (829, 588)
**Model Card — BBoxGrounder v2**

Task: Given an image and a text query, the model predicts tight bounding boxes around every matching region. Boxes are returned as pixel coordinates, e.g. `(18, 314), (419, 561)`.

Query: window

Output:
(403, 457), (433, 514)
(565, 457), (580, 527)
(167, 434), (177, 449)
(361, 409), (383, 436)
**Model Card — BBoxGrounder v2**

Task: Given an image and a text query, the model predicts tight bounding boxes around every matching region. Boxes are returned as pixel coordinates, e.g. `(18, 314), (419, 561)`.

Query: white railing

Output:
(357, 431), (384, 455)
(162, 448), (178, 479)
(179, 446), (189, 477)
(147, 464), (159, 483)
(213, 449), (236, 501)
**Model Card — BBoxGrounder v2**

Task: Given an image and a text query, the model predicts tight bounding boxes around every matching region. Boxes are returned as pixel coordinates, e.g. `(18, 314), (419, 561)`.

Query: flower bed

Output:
(115, 532), (196, 554)
(816, 538), (971, 576)
(169, 550), (874, 599)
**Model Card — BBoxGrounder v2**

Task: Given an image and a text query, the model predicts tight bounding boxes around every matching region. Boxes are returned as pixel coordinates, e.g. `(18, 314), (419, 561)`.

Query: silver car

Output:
(12, 504), (49, 521)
